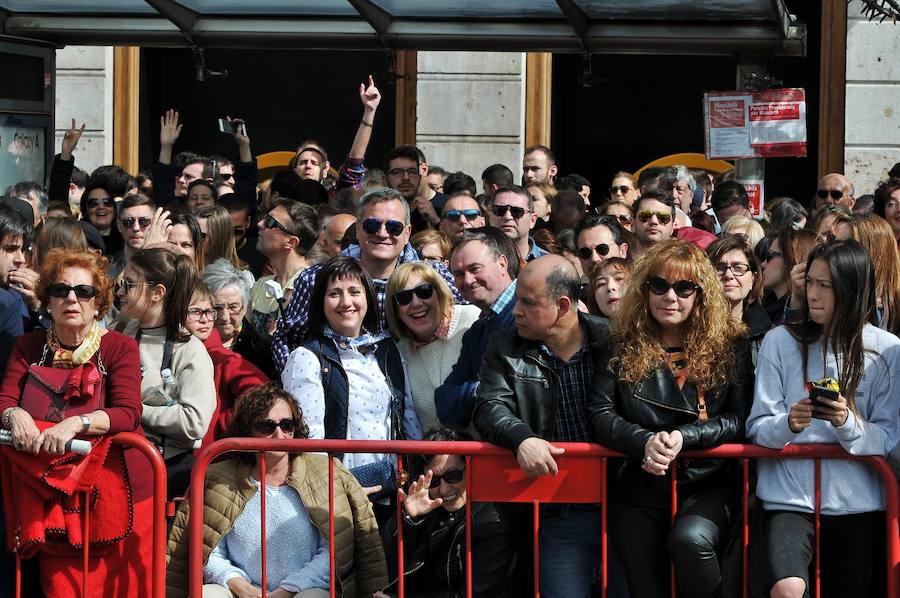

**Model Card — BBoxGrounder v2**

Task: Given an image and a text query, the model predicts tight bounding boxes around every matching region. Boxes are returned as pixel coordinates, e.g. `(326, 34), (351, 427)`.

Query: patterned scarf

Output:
(46, 321), (106, 369)
(322, 325), (389, 353)
(407, 313), (451, 354)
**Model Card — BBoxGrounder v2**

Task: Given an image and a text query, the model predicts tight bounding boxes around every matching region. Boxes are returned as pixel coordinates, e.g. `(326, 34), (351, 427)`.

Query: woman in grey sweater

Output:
(747, 240), (900, 598)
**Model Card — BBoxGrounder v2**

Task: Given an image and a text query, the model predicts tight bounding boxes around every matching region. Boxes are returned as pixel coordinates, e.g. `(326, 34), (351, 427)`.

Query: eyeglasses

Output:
(490, 204), (529, 220)
(646, 276), (700, 298)
(361, 218), (405, 236)
(253, 418), (297, 436)
(394, 283), (435, 306)
(187, 307), (219, 321)
(47, 283), (99, 299)
(264, 214), (297, 237)
(387, 167), (420, 178)
(816, 189), (845, 201)
(577, 244), (611, 260)
(120, 216), (152, 229)
(443, 209), (481, 222)
(764, 250), (783, 261)
(116, 278), (150, 294)
(609, 185), (633, 196)
(87, 197), (115, 209)
(428, 468), (465, 488)
(214, 302), (244, 315)
(714, 263), (752, 276)
(636, 210), (672, 225)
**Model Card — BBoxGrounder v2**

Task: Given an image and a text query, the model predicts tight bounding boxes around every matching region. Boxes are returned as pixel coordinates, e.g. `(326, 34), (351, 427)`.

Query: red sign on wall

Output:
(704, 89), (807, 160)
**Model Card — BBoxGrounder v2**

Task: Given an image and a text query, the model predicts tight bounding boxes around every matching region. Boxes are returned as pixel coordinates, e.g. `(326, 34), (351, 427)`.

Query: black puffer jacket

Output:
(586, 335), (754, 507)
(381, 502), (516, 597)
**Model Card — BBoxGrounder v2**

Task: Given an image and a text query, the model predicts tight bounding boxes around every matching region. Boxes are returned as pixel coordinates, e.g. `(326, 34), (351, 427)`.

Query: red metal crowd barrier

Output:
(188, 439), (900, 598)
(11, 432), (168, 598)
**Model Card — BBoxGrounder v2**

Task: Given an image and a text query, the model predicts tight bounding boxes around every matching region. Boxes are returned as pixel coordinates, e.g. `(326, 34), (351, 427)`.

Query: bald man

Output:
(321, 213), (357, 257)
(473, 255), (609, 597)
(815, 173), (855, 210)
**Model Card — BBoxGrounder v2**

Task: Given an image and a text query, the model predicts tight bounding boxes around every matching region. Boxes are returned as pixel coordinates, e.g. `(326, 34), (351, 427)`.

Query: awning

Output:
(0, 0), (805, 56)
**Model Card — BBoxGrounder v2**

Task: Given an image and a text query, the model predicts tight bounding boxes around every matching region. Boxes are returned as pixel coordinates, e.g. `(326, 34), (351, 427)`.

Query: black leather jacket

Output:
(586, 335), (754, 507)
(473, 313), (610, 451)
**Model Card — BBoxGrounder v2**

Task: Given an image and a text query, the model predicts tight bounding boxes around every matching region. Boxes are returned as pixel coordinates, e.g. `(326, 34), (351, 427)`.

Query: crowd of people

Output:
(0, 73), (899, 598)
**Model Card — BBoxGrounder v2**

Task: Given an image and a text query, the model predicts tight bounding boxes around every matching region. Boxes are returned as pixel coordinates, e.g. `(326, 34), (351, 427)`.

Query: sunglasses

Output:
(636, 210), (672, 225)
(87, 197), (115, 209)
(611, 214), (632, 225)
(428, 468), (465, 488)
(47, 283), (99, 299)
(577, 244), (611, 260)
(443, 209), (481, 222)
(646, 276), (700, 298)
(120, 216), (152, 229)
(361, 218), (405, 236)
(764, 250), (783, 261)
(186, 307), (219, 322)
(816, 189), (845, 201)
(609, 185), (632, 196)
(714, 263), (752, 276)
(264, 214), (297, 237)
(116, 278), (150, 294)
(253, 418), (297, 436)
(490, 204), (529, 220)
(394, 283), (435, 306)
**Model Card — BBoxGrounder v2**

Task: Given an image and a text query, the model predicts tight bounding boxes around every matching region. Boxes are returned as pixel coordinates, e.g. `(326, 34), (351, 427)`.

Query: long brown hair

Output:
(129, 248), (197, 342)
(849, 212), (900, 335)
(197, 205), (245, 271)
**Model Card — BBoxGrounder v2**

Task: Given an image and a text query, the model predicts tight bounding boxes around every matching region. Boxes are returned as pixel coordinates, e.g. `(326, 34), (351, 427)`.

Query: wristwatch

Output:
(80, 415), (91, 434)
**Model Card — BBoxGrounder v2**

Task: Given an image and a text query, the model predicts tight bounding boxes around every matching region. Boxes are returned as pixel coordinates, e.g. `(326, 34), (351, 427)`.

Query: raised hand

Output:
(400, 470), (444, 518)
(160, 109), (182, 147)
(141, 207), (174, 248)
(359, 75), (382, 113)
(61, 118), (86, 160)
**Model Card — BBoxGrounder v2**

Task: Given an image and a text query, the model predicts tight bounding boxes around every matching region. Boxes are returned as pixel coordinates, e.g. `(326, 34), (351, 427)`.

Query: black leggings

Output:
(609, 485), (738, 598)
(751, 509), (885, 598)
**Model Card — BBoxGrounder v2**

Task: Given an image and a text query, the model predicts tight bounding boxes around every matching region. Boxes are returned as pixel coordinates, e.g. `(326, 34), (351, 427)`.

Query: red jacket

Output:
(201, 328), (269, 446)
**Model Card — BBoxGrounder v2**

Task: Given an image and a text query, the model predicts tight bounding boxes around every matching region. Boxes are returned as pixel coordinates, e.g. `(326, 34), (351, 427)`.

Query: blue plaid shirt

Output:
(272, 243), (464, 370)
(540, 343), (591, 443)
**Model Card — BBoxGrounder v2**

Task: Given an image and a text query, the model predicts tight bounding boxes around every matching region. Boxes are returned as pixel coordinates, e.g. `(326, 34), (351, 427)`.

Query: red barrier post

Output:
(328, 456), (335, 598)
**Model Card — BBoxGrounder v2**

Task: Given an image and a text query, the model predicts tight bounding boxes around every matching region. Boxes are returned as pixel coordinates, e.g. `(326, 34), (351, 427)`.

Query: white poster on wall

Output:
(0, 122), (44, 189)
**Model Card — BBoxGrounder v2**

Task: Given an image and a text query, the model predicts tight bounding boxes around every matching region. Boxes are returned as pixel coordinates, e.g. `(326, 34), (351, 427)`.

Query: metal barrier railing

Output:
(11, 432), (168, 598)
(188, 439), (900, 598)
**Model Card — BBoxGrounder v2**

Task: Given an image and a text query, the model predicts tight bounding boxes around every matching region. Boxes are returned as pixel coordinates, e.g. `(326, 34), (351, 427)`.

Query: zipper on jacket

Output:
(631, 392), (697, 416)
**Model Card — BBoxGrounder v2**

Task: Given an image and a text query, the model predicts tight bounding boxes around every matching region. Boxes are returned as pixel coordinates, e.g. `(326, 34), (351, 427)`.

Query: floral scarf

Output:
(46, 321), (106, 369)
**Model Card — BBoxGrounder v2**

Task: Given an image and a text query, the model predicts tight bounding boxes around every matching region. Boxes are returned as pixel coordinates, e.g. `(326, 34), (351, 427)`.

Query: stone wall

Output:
(845, 2), (900, 194)
(415, 51), (525, 190)
(54, 46), (114, 174)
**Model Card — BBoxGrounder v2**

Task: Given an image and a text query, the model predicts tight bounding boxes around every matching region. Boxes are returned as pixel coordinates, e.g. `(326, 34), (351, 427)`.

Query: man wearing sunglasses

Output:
(632, 190), (676, 257)
(574, 214), (628, 276)
(438, 193), (486, 240)
(110, 194), (156, 278)
(487, 185), (547, 262)
(474, 255), (610, 597)
(814, 172), (855, 211)
(272, 187), (464, 370)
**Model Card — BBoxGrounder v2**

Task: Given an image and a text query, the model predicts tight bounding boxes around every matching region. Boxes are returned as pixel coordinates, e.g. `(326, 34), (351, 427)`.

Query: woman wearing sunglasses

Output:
(116, 247), (216, 498)
(760, 228), (818, 326)
(184, 282), (268, 446)
(376, 428), (516, 598)
(747, 240), (900, 598)
(166, 382), (388, 598)
(0, 250), (154, 596)
(587, 239), (753, 598)
(385, 263), (480, 433)
(282, 256), (421, 510)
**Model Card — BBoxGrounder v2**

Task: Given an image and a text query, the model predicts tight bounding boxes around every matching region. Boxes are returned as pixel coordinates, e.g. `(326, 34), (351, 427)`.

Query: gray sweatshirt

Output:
(747, 324), (900, 515)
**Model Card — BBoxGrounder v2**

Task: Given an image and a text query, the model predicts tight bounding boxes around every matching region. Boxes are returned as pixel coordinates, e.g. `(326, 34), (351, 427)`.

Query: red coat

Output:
(201, 328), (269, 446)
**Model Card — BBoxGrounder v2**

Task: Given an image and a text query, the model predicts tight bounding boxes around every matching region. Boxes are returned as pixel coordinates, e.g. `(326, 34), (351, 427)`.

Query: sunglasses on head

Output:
(490, 204), (528, 220)
(120, 216), (152, 229)
(816, 189), (844, 201)
(361, 218), (405, 236)
(443, 209), (481, 222)
(47, 283), (99, 299)
(577, 243), (611, 260)
(253, 418), (297, 436)
(394, 283), (435, 306)
(264, 214), (297, 237)
(428, 468), (465, 488)
(646, 276), (700, 298)
(636, 210), (672, 225)
(609, 185), (632, 196)
(88, 197), (115, 209)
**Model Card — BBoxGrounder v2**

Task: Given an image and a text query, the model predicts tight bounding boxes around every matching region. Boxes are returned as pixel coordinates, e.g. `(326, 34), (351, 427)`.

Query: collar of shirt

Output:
(487, 280), (517, 318)
(341, 241), (419, 268)
(539, 341), (588, 365)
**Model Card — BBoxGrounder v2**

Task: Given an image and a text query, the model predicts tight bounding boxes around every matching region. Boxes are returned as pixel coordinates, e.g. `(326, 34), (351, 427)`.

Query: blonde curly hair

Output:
(611, 239), (747, 389)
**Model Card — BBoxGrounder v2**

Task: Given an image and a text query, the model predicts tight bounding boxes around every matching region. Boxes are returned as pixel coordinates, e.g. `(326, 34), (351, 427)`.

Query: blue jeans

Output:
(539, 504), (628, 598)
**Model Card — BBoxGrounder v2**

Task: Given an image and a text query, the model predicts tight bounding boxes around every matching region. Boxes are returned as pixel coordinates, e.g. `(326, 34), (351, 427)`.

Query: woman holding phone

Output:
(747, 240), (900, 598)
